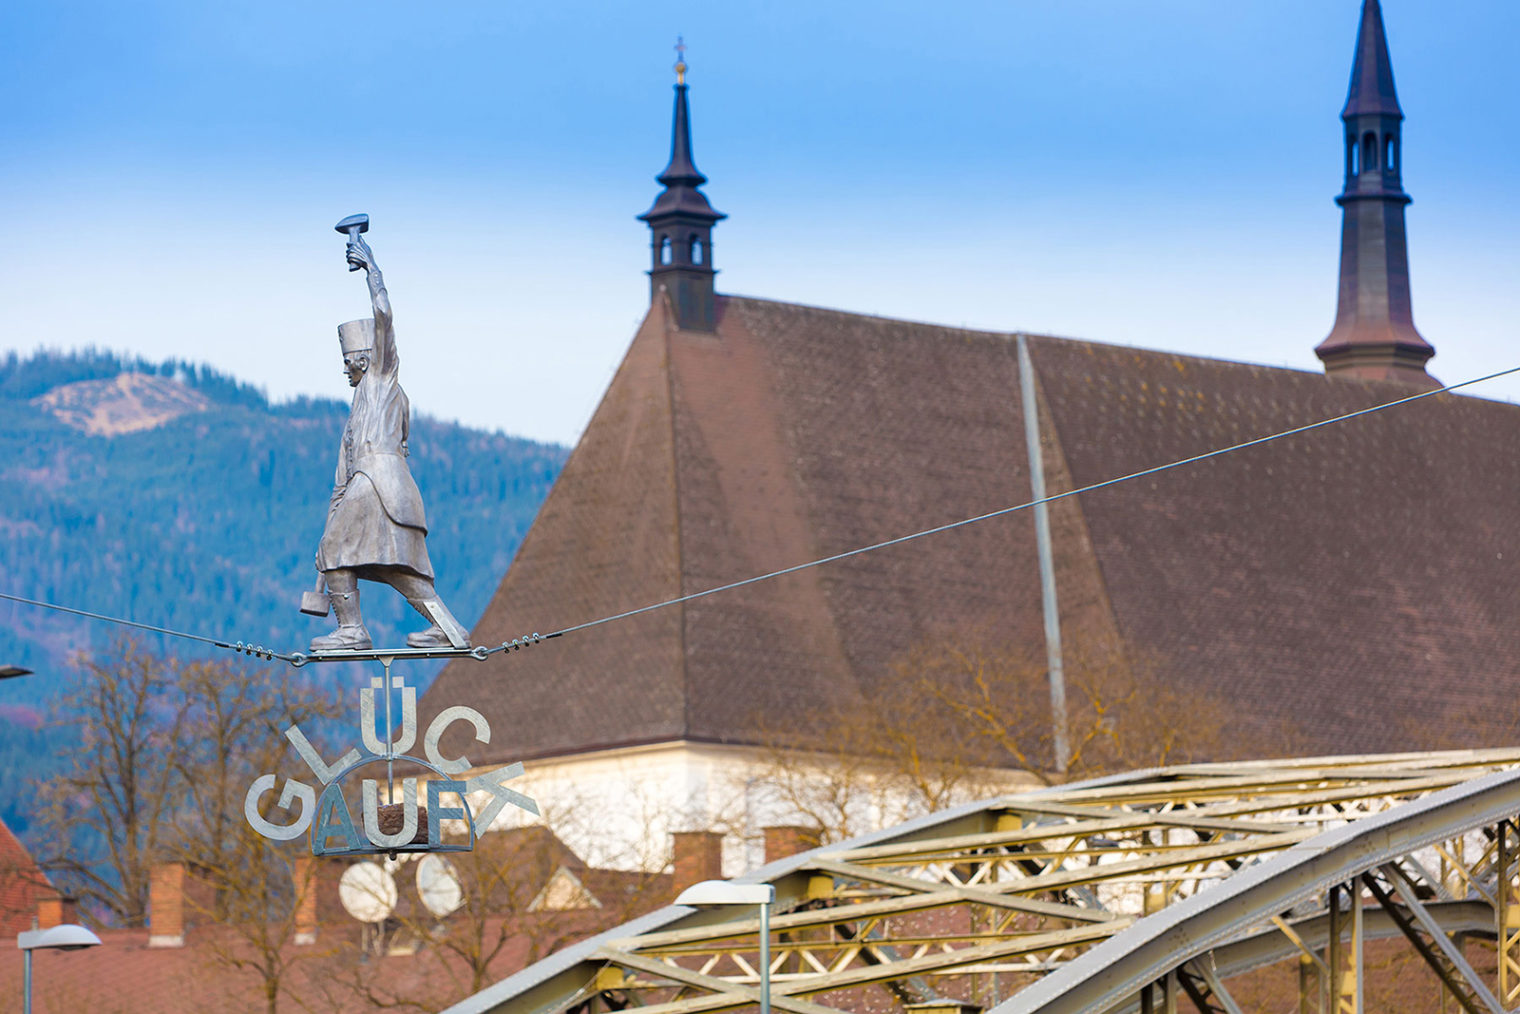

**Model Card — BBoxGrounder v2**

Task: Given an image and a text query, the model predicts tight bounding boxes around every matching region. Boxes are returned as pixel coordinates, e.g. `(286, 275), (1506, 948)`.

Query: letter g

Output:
(244, 774), (316, 841)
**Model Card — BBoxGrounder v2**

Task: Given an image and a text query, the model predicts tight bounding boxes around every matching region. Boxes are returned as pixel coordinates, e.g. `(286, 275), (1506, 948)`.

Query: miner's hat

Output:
(338, 318), (375, 355)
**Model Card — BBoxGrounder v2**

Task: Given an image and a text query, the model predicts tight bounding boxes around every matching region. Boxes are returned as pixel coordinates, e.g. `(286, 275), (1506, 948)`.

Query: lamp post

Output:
(673, 880), (775, 1014)
(17, 923), (101, 1014)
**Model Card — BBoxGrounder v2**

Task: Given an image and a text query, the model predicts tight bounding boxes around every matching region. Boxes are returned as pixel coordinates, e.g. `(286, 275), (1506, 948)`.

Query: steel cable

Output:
(3, 364), (1517, 663)
(0, 590), (294, 662)
(542, 364), (1520, 640)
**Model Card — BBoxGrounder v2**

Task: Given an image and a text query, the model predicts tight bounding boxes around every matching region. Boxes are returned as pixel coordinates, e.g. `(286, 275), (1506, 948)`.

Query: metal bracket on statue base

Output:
(286, 633), (554, 668)
(293, 645), (489, 665)
(242, 655), (539, 857)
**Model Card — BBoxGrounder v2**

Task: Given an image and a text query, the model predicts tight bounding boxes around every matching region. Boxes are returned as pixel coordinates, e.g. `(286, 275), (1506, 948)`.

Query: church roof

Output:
(421, 294), (1520, 764)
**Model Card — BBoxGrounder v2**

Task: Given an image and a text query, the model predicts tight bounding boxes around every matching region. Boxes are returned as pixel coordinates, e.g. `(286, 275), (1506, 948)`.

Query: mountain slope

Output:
(33, 372), (211, 435)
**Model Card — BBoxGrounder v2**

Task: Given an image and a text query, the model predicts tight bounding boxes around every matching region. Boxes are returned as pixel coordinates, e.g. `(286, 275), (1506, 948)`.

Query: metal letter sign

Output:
(241, 216), (543, 857)
(243, 660), (538, 856)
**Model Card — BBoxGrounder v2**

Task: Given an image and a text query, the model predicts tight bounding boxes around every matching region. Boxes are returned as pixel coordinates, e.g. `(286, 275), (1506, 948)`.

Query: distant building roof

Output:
(0, 817), (52, 936)
(0, 830), (667, 1012)
(422, 293), (1520, 764)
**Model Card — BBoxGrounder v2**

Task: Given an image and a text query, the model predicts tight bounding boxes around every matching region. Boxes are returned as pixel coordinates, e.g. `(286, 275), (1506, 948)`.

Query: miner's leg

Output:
(388, 573), (470, 649)
(310, 569), (373, 651)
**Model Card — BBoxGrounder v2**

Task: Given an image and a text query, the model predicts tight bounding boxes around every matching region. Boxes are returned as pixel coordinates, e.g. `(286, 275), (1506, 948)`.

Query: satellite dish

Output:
(416, 854), (465, 918)
(339, 861), (398, 923)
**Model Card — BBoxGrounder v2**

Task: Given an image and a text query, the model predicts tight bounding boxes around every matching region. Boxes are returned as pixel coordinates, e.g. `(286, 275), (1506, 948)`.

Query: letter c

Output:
(424, 706), (491, 774)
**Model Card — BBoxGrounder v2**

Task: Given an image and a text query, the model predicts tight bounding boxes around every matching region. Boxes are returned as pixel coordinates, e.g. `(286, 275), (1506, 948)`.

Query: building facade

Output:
(423, 1), (1520, 872)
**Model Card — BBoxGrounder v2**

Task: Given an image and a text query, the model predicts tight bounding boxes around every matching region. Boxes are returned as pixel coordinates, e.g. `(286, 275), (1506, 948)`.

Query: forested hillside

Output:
(0, 350), (567, 839)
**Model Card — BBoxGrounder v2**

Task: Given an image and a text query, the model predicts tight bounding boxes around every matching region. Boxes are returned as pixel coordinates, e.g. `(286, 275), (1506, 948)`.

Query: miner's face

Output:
(343, 353), (370, 387)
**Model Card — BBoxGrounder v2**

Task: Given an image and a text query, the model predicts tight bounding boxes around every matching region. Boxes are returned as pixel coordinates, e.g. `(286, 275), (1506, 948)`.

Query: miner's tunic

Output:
(316, 323), (433, 579)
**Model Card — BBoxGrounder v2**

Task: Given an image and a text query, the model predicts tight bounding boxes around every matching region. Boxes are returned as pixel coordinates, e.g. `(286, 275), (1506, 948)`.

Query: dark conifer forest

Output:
(0, 349), (567, 841)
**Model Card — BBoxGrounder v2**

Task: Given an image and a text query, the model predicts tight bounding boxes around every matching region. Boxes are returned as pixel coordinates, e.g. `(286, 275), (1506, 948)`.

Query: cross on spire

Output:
(674, 36), (687, 85)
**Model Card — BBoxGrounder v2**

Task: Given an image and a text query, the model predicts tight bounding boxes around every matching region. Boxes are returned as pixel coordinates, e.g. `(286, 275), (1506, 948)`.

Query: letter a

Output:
(312, 784), (362, 855)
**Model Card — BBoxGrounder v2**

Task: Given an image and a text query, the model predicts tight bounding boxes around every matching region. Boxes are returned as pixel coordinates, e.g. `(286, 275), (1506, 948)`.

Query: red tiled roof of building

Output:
(0, 817), (52, 936)
(0, 833), (668, 1013)
(422, 293), (1520, 763)
(0, 924), (529, 1013)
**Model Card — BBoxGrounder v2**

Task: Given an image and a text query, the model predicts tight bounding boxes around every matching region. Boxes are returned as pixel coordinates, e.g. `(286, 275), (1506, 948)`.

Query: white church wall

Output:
(468, 740), (1041, 874)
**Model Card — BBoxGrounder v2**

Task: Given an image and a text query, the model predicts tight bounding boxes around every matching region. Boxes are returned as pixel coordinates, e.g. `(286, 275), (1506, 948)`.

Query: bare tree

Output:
(741, 631), (1276, 846)
(742, 654), (1009, 846)
(35, 638), (342, 1012)
(33, 638), (189, 925)
(909, 635), (1250, 778)
(166, 656), (342, 1014)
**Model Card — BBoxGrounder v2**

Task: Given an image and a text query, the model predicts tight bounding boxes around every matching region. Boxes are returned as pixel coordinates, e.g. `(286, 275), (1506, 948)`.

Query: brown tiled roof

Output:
(1031, 337), (1520, 748)
(423, 294), (1520, 761)
(0, 817), (51, 936)
(578, 866), (673, 909)
(0, 920), (600, 1014)
(0, 833), (664, 1013)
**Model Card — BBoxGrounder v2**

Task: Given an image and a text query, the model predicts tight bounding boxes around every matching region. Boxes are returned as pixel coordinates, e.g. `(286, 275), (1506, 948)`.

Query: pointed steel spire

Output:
(1343, 0), (1403, 118)
(639, 41), (724, 332)
(641, 41), (723, 222)
(656, 74), (708, 190)
(1316, 0), (1434, 386)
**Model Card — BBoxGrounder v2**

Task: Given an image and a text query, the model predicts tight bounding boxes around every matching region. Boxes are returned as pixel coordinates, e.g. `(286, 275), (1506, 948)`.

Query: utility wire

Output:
(544, 364), (1520, 640)
(0, 589), (293, 661)
(3, 364), (1517, 661)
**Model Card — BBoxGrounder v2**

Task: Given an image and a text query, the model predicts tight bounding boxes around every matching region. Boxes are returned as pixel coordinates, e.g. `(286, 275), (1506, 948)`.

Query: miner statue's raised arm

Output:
(302, 215), (470, 652)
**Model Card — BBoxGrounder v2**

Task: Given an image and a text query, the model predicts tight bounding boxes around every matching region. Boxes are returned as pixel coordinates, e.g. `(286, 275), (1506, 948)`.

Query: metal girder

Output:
(1003, 764), (1520, 1014)
(1174, 960), (1243, 1014)
(801, 857), (1120, 924)
(1359, 866), (1496, 1014)
(1048, 902), (1498, 1014)
(1326, 883), (1362, 1014)
(1498, 820), (1520, 1006)
(1206, 901), (1493, 982)
(443, 750), (1520, 1014)
(587, 949), (843, 1014)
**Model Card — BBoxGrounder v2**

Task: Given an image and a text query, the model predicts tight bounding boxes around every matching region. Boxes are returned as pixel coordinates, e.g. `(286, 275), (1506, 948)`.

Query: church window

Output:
(1346, 134), (1356, 177)
(659, 235), (672, 265)
(1384, 133), (1397, 172)
(1362, 131), (1378, 172)
(690, 236), (704, 265)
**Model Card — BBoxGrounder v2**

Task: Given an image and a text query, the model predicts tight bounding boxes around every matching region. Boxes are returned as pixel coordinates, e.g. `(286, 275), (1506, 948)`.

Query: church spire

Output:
(638, 38), (725, 332)
(1342, 0), (1402, 118)
(1315, 0), (1435, 387)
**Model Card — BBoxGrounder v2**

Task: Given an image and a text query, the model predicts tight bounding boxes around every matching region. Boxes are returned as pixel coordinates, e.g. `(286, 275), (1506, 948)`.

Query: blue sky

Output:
(1, 1), (1517, 444)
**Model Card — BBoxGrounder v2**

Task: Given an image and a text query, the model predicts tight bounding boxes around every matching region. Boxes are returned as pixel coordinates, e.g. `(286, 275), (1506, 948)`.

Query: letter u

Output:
(362, 778), (420, 849)
(359, 680), (417, 756)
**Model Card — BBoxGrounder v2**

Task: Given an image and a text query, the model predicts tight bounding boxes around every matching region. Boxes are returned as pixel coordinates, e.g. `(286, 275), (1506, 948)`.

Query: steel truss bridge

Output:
(448, 750), (1520, 1014)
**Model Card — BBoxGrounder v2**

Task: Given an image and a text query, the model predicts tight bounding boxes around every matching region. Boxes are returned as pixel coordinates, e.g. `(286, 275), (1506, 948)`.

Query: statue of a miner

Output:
(304, 216), (470, 652)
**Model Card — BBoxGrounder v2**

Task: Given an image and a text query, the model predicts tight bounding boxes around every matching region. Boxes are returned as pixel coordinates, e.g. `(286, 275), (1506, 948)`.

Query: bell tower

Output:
(1314, 0), (1436, 386)
(638, 40), (725, 333)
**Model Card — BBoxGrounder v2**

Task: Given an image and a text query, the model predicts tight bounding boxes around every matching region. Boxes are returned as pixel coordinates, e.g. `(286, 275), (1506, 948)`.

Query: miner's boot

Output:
(310, 585), (372, 652)
(405, 597), (470, 649)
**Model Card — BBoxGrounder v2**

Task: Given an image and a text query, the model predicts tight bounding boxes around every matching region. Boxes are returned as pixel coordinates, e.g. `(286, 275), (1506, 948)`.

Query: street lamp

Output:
(674, 880), (775, 1014)
(17, 924), (101, 1014)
